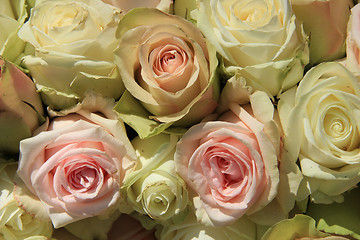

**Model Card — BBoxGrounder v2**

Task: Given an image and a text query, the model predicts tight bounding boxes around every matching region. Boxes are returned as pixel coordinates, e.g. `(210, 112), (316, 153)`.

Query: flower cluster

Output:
(1, 0), (360, 239)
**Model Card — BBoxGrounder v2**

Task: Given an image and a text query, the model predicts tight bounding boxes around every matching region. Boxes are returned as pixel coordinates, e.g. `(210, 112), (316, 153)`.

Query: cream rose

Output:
(122, 134), (188, 222)
(0, 161), (53, 240)
(114, 8), (219, 138)
(18, 0), (124, 110)
(278, 62), (360, 203)
(290, 0), (353, 65)
(193, 0), (309, 97)
(175, 91), (280, 226)
(17, 112), (137, 228)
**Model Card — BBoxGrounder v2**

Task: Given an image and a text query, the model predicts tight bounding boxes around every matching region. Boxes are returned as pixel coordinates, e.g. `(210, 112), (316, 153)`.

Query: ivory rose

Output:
(114, 8), (219, 138)
(122, 134), (188, 222)
(278, 62), (360, 203)
(102, 0), (172, 13)
(193, 0), (309, 97)
(0, 58), (45, 154)
(175, 91), (280, 226)
(290, 0), (353, 65)
(345, 3), (360, 76)
(17, 112), (137, 228)
(18, 0), (125, 110)
(0, 161), (53, 240)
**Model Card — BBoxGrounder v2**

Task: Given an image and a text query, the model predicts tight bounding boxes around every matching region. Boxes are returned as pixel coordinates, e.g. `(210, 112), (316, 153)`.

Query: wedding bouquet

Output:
(1, 0), (360, 239)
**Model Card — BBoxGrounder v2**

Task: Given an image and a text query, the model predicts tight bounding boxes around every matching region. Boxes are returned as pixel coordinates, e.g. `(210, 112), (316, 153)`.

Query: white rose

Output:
(18, 0), (125, 110)
(279, 62), (360, 203)
(194, 0), (309, 98)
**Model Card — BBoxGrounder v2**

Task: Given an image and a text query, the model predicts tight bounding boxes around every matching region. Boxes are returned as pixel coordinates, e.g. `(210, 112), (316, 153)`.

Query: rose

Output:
(113, 8), (219, 138)
(17, 112), (137, 228)
(193, 0), (309, 97)
(175, 91), (281, 226)
(0, 0), (29, 64)
(122, 134), (188, 222)
(155, 208), (256, 240)
(0, 161), (53, 240)
(278, 62), (360, 203)
(290, 0), (353, 65)
(345, 3), (360, 76)
(0, 58), (45, 154)
(261, 214), (350, 240)
(18, 0), (125, 110)
(102, 0), (172, 13)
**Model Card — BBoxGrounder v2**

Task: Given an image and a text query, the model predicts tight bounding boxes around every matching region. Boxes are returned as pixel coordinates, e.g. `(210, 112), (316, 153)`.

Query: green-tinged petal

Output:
(306, 187), (360, 238)
(114, 91), (173, 139)
(261, 214), (330, 240)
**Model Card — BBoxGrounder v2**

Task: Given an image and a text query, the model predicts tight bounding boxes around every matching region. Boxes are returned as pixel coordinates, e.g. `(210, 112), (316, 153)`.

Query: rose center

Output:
(69, 166), (98, 189)
(232, 0), (267, 23)
(160, 50), (183, 74)
(218, 157), (243, 186)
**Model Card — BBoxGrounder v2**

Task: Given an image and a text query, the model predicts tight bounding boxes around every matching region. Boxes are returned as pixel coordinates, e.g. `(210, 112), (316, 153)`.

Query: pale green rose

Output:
(193, 0), (309, 99)
(0, 0), (29, 64)
(261, 214), (350, 240)
(278, 62), (360, 204)
(18, 0), (125, 110)
(102, 0), (172, 13)
(155, 208), (256, 240)
(114, 8), (220, 139)
(0, 161), (53, 240)
(290, 0), (353, 65)
(0, 58), (45, 154)
(122, 134), (188, 222)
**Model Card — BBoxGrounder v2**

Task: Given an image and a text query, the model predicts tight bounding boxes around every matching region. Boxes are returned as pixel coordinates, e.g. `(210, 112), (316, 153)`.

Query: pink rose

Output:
(17, 112), (137, 228)
(175, 92), (280, 226)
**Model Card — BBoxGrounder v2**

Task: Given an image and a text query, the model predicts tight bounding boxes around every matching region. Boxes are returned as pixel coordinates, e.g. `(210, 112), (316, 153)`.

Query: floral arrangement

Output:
(1, 0), (360, 239)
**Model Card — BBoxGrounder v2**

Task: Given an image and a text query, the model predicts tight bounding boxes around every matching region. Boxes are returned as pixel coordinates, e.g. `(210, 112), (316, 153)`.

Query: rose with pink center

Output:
(114, 8), (219, 138)
(175, 92), (280, 226)
(17, 113), (137, 228)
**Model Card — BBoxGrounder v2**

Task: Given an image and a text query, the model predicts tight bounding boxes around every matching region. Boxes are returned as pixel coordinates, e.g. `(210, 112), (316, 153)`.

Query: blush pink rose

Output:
(175, 92), (280, 226)
(17, 113), (137, 228)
